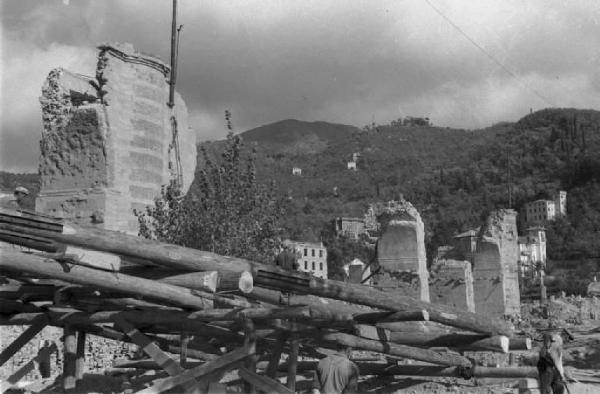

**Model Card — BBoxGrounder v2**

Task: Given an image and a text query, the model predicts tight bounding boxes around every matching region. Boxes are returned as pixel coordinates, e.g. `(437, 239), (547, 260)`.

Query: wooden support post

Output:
(63, 324), (77, 391)
(113, 316), (201, 393)
(38, 340), (52, 378)
(75, 330), (86, 380)
(180, 333), (189, 368)
(287, 335), (300, 392)
(243, 319), (257, 394)
(0, 313), (48, 366)
(239, 367), (293, 394)
(137, 345), (254, 394)
(266, 333), (286, 378)
(0, 342), (58, 392)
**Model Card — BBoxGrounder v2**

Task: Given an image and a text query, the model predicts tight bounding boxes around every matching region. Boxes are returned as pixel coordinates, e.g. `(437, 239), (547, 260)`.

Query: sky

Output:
(1, 0), (599, 172)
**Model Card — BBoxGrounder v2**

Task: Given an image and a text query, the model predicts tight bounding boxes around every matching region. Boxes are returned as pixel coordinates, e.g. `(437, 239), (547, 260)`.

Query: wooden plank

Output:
(243, 319), (257, 394)
(63, 325), (77, 390)
(137, 345), (254, 394)
(239, 367), (293, 394)
(354, 309), (430, 324)
(0, 313), (48, 366)
(0, 342), (57, 392)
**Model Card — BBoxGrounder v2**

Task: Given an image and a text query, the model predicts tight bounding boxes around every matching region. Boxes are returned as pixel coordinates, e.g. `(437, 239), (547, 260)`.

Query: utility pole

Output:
(168, 0), (178, 108)
(507, 150), (512, 208)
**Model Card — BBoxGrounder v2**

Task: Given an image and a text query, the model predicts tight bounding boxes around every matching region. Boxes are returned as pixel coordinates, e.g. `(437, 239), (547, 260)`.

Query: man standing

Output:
(538, 332), (567, 394)
(312, 345), (359, 394)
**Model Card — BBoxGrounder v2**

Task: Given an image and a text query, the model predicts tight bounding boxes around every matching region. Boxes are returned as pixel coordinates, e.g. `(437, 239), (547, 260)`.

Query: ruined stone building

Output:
(334, 217), (367, 240)
(36, 43), (196, 234)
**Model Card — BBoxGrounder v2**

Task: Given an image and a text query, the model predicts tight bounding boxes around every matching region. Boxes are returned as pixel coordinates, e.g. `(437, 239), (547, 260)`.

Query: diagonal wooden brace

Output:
(0, 313), (48, 367)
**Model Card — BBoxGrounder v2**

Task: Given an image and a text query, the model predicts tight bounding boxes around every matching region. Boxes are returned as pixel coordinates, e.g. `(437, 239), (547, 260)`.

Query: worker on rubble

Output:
(537, 332), (568, 394)
(311, 344), (359, 394)
(0, 186), (29, 209)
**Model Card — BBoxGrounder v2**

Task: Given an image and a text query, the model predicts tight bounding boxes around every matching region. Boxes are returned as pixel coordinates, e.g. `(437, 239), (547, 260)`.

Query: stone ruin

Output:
(36, 43), (196, 234)
(472, 209), (520, 316)
(429, 259), (475, 312)
(374, 200), (430, 301)
(428, 209), (520, 317)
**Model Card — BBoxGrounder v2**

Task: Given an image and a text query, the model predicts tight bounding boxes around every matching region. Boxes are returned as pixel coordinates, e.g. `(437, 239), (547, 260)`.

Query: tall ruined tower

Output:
(472, 209), (520, 316)
(36, 43), (196, 234)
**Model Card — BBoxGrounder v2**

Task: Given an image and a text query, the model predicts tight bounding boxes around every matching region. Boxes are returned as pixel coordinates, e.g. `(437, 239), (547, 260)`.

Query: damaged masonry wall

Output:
(429, 259), (475, 313)
(472, 209), (521, 317)
(36, 43), (196, 234)
(375, 200), (430, 302)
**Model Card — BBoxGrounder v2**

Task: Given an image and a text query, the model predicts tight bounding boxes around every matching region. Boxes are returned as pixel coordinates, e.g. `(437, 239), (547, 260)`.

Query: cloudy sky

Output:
(1, 0), (599, 172)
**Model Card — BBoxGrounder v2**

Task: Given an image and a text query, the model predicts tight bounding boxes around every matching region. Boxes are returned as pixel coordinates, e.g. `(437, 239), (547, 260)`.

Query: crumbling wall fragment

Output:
(429, 259), (475, 312)
(375, 200), (430, 301)
(37, 43), (196, 234)
(472, 209), (520, 317)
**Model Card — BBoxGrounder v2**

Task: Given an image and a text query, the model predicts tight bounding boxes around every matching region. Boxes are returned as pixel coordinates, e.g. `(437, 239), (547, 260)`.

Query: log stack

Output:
(0, 209), (535, 393)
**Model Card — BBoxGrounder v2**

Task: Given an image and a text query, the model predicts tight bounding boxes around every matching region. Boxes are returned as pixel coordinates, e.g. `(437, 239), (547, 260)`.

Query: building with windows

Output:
(522, 191), (567, 227)
(518, 227), (546, 278)
(286, 241), (328, 279)
(292, 167), (302, 176)
(334, 217), (366, 240)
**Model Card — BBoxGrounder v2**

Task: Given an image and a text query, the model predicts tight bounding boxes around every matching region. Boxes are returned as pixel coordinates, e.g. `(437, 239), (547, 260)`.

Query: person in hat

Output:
(13, 186), (29, 209)
(0, 186), (30, 209)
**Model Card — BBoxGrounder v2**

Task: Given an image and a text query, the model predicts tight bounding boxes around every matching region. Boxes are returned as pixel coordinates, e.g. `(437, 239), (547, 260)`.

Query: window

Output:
(320, 262), (323, 270)
(304, 261), (307, 269)
(312, 262), (315, 270)
(312, 249), (315, 257)
(319, 250), (323, 258)
(304, 248), (307, 257)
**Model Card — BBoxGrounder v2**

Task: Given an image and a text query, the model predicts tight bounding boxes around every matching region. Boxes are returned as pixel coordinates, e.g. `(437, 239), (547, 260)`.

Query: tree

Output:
(136, 121), (285, 264)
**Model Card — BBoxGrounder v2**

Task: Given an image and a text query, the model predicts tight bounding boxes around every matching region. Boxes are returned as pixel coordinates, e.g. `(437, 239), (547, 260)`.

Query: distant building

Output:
(347, 161), (357, 171)
(518, 227), (546, 278)
(343, 258), (372, 285)
(286, 240), (328, 279)
(522, 191), (567, 227)
(334, 217), (366, 240)
(292, 167), (302, 176)
(453, 228), (479, 264)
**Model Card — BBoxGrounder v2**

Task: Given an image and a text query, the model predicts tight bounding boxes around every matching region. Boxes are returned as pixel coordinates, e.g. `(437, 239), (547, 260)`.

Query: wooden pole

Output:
(137, 345), (254, 394)
(1, 217), (511, 335)
(266, 333), (286, 378)
(0, 250), (210, 310)
(286, 335), (300, 392)
(279, 362), (539, 378)
(63, 324), (77, 391)
(319, 332), (471, 367)
(75, 330), (86, 380)
(243, 319), (257, 394)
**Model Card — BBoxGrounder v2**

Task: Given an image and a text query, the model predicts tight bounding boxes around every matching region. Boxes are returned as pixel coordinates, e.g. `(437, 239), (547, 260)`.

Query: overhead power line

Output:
(423, 0), (553, 107)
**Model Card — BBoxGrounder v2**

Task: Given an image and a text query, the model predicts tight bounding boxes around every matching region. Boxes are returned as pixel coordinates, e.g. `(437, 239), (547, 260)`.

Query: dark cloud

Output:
(1, 0), (599, 171)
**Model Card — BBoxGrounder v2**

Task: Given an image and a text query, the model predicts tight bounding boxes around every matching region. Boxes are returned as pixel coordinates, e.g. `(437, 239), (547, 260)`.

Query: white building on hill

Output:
(287, 240), (328, 279)
(522, 191), (567, 227)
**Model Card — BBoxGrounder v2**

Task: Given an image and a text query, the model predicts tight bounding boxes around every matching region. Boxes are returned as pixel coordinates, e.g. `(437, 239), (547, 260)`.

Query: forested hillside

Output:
(5, 108), (600, 277)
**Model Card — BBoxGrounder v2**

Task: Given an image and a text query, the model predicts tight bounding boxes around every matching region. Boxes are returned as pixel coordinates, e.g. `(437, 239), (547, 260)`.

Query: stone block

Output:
(430, 259), (475, 312)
